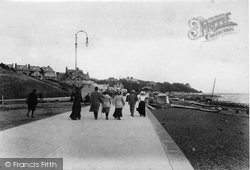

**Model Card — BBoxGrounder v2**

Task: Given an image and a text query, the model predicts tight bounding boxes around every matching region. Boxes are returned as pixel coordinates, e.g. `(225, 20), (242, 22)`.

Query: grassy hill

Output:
(0, 68), (72, 99)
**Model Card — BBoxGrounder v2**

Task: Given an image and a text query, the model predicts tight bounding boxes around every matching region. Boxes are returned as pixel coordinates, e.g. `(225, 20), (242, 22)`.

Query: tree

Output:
(185, 83), (191, 88)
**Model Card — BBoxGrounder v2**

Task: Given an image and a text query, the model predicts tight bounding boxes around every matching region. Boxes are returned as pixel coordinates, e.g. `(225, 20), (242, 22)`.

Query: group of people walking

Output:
(25, 87), (148, 120)
(69, 86), (149, 121)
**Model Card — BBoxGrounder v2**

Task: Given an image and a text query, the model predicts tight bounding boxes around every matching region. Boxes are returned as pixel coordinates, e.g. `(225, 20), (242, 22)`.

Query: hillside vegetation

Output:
(0, 68), (71, 99)
(1, 67), (201, 99)
(97, 78), (200, 93)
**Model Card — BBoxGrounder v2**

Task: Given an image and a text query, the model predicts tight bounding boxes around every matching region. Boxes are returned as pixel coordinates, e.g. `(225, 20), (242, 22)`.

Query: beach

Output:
(151, 107), (249, 170)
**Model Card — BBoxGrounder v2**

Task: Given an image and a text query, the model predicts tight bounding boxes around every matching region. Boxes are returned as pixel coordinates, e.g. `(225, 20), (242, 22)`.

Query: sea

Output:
(215, 93), (249, 105)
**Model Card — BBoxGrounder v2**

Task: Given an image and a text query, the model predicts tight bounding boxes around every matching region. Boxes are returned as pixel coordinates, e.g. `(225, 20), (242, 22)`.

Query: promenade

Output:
(0, 103), (194, 170)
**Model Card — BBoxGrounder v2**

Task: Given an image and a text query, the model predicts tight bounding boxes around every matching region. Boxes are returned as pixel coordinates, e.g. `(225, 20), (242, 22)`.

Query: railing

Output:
(0, 95), (71, 106)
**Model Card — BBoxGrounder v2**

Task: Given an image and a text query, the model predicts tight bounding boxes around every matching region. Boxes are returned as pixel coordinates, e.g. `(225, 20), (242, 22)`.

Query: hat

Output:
(140, 91), (145, 95)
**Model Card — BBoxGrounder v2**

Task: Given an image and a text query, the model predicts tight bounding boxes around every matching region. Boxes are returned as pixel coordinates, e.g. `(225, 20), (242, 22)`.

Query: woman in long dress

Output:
(113, 91), (125, 120)
(69, 87), (83, 120)
(136, 91), (148, 117)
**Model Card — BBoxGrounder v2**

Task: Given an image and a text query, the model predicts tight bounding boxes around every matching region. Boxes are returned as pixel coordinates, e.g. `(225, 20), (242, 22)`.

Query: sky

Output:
(0, 0), (248, 93)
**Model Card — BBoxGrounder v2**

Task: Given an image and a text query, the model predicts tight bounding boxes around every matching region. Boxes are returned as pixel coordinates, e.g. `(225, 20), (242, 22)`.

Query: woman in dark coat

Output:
(113, 91), (125, 120)
(26, 89), (38, 118)
(70, 87), (83, 120)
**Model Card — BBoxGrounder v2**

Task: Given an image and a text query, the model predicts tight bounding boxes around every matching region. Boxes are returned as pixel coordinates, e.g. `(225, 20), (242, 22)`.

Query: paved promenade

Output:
(0, 103), (194, 170)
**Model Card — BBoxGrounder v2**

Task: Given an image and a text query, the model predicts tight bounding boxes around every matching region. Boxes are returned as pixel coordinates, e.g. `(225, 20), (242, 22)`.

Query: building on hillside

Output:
(41, 66), (57, 80)
(81, 81), (127, 98)
(80, 81), (108, 98)
(56, 72), (64, 82)
(107, 77), (117, 81)
(95, 83), (109, 91)
(5, 63), (15, 70)
(105, 78), (124, 88)
(107, 82), (127, 94)
(123, 77), (140, 84)
(105, 77), (118, 86)
(142, 82), (160, 92)
(99, 78), (127, 94)
(116, 82), (124, 90)
(60, 67), (90, 87)
(81, 81), (95, 99)
(15, 63), (30, 74)
(28, 64), (42, 79)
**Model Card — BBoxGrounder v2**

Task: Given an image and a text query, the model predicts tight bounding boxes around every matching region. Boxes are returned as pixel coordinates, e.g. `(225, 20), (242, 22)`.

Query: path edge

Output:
(146, 107), (194, 170)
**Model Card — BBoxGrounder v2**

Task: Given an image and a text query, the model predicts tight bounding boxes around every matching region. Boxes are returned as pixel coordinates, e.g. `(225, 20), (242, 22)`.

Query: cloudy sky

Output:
(0, 0), (248, 93)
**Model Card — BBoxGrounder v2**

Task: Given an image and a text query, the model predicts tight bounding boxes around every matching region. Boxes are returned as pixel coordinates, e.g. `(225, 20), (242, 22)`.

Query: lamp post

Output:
(75, 30), (88, 87)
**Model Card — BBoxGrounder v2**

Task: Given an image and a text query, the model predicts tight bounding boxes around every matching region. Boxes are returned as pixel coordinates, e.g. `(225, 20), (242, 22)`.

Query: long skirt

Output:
(70, 102), (81, 120)
(137, 101), (146, 116)
(113, 108), (123, 118)
(102, 107), (110, 114)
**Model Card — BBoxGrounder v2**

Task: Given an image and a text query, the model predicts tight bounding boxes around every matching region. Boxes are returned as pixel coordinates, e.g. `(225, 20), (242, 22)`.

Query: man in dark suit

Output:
(127, 90), (138, 117)
(89, 87), (103, 120)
